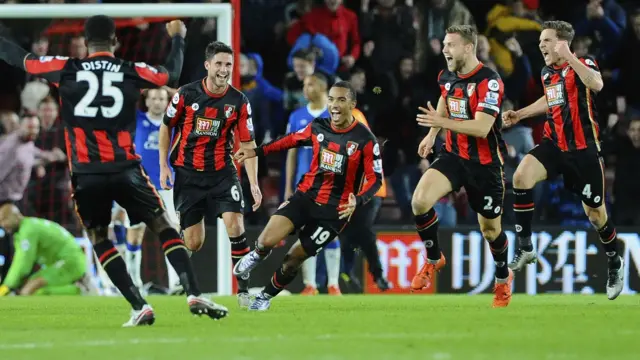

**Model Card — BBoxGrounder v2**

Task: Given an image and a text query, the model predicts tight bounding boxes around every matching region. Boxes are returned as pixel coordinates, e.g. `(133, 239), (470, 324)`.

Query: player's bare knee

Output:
(585, 206), (606, 228)
(222, 213), (244, 238)
(512, 167), (534, 189)
(411, 188), (435, 215)
(183, 224), (205, 252)
(480, 226), (501, 241)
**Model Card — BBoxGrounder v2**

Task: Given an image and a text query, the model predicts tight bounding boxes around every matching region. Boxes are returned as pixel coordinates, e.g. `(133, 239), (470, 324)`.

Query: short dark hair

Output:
(84, 15), (116, 45)
(205, 41), (233, 60)
(292, 48), (316, 63)
(446, 25), (478, 48)
(331, 81), (357, 101)
(542, 20), (575, 45)
(309, 72), (328, 87)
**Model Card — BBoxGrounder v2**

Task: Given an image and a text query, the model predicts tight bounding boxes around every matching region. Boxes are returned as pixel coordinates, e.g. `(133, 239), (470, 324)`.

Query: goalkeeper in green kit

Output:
(0, 203), (93, 296)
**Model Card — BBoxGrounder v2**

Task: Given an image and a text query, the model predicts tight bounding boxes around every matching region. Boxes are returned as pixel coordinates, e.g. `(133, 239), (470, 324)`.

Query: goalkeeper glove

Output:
(0, 284), (14, 296)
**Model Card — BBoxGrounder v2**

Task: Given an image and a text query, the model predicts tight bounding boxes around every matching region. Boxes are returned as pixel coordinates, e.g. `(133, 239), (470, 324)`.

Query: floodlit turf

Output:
(0, 294), (638, 359)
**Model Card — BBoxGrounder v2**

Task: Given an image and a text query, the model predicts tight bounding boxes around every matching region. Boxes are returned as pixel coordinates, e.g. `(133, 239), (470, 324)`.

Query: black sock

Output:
(415, 209), (441, 261)
(359, 236), (384, 279)
(341, 245), (356, 275)
(263, 266), (298, 297)
(514, 188), (534, 251)
(158, 228), (201, 297)
(230, 234), (251, 292)
(94, 240), (146, 310)
(596, 220), (621, 268)
(488, 231), (509, 279)
(255, 243), (272, 258)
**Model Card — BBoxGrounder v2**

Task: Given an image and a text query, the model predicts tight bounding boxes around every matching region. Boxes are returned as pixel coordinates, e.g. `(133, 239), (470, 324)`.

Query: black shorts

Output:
(529, 139), (604, 208)
(274, 192), (348, 256)
(430, 151), (505, 219)
(173, 168), (244, 229)
(71, 165), (165, 229)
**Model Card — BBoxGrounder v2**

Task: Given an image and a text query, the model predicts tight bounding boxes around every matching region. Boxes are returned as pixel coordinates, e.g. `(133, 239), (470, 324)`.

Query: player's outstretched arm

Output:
(508, 95), (547, 126)
(160, 21), (187, 84)
(254, 122), (314, 157)
(0, 37), (66, 84)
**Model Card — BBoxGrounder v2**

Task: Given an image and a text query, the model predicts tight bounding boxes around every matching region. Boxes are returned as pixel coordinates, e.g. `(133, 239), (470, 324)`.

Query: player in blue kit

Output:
(110, 88), (181, 293)
(283, 73), (342, 295)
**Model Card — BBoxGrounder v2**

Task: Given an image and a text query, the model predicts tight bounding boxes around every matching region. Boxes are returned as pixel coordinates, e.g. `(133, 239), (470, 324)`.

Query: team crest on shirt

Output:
(319, 147), (345, 174)
(346, 141), (359, 156)
(195, 116), (222, 137)
(224, 104), (235, 118)
(467, 83), (476, 97)
(447, 96), (469, 119)
(545, 83), (565, 106)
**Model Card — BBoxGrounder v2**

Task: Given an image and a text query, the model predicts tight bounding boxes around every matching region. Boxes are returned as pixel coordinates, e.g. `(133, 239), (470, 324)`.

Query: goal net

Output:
(0, 3), (239, 295)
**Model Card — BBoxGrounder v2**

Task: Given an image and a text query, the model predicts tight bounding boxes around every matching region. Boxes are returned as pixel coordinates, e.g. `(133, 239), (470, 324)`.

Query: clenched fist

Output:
(502, 110), (520, 129)
(166, 20), (187, 38)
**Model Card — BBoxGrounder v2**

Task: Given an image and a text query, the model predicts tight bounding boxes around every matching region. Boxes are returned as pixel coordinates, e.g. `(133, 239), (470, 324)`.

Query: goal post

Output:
(0, 3), (238, 296)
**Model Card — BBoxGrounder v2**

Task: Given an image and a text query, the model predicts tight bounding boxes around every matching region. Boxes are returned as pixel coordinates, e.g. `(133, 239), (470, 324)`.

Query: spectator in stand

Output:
(0, 115), (61, 206)
(68, 35), (87, 59)
(574, 0), (626, 63)
(360, 0), (416, 76)
(415, 0), (474, 76)
(349, 67), (376, 124)
(23, 97), (73, 231)
(375, 57), (429, 221)
(286, 0), (361, 73)
(609, 8), (640, 114)
(283, 49), (317, 118)
(240, 52), (283, 142)
(477, 34), (533, 108)
(284, 0), (314, 28)
(0, 111), (19, 135)
(608, 117), (640, 225)
(485, 0), (542, 77)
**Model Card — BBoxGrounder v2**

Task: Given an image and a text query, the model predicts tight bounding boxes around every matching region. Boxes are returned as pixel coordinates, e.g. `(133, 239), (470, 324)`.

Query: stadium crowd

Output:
(1, 0), (640, 235)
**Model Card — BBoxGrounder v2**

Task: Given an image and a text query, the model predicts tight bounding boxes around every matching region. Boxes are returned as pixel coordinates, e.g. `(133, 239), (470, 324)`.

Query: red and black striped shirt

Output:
(0, 37), (185, 174)
(438, 63), (506, 166)
(255, 117), (383, 207)
(541, 56), (601, 152)
(163, 80), (254, 175)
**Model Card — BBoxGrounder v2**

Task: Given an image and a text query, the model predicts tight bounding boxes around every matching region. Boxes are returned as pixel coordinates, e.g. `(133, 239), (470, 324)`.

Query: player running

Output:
(413, 25), (512, 307)
(503, 21), (624, 300)
(0, 204), (96, 296)
(233, 81), (383, 311)
(340, 108), (390, 292)
(110, 88), (182, 294)
(160, 41), (262, 308)
(283, 73), (342, 295)
(0, 15), (227, 325)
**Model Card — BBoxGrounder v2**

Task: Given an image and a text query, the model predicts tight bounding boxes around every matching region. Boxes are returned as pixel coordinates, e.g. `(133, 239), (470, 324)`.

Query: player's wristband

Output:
(0, 284), (11, 296)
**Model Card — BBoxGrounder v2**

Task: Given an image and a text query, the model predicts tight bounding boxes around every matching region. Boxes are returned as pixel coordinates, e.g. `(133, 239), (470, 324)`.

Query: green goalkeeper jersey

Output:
(2, 217), (83, 289)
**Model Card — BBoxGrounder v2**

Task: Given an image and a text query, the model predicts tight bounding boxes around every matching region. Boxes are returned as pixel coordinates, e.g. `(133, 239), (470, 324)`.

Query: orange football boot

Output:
(328, 285), (342, 296)
(300, 285), (318, 295)
(492, 269), (514, 308)
(411, 252), (446, 292)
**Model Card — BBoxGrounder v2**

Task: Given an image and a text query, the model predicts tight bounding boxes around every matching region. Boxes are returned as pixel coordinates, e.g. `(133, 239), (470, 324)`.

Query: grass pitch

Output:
(0, 294), (638, 360)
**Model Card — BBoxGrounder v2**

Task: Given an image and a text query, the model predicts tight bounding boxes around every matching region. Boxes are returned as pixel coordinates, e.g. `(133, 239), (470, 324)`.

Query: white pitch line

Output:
(0, 333), (468, 351)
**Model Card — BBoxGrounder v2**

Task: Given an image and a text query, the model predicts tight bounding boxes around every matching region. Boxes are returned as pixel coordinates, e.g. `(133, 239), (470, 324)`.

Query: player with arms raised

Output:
(413, 25), (513, 307)
(503, 21), (623, 300)
(160, 41), (262, 308)
(0, 15), (227, 325)
(232, 81), (383, 311)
